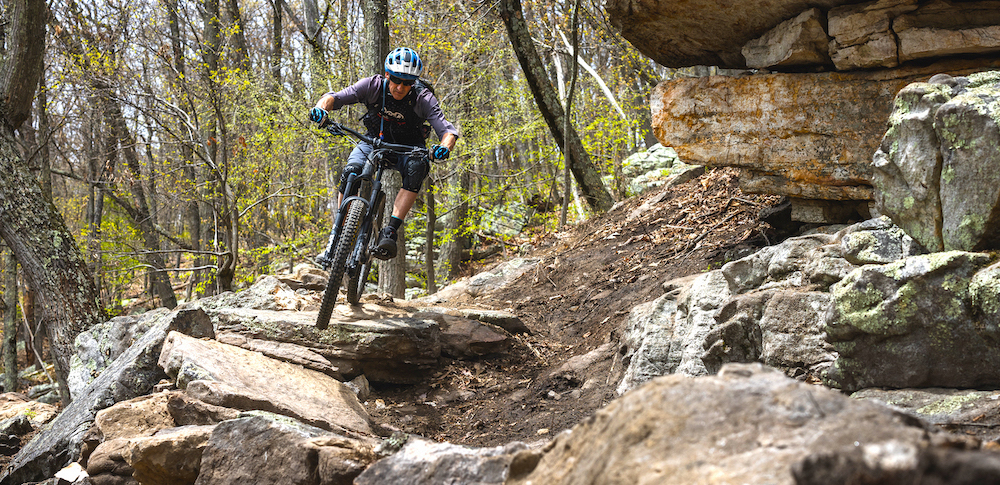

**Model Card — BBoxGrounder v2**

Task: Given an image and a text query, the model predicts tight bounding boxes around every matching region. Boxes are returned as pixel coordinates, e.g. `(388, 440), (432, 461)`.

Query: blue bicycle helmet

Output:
(384, 47), (423, 80)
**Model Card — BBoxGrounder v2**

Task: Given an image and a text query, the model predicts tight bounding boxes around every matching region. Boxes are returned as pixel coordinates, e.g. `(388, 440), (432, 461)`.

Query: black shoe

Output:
(314, 251), (331, 268)
(373, 227), (398, 260)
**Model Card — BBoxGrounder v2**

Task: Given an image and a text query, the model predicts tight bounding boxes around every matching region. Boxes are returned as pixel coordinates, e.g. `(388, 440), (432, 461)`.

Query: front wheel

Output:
(316, 199), (365, 330)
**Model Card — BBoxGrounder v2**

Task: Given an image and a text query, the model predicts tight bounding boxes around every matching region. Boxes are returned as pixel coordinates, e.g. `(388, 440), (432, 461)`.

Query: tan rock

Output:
(742, 8), (832, 69)
(159, 332), (374, 436)
(651, 58), (1000, 203)
(605, 0), (850, 68)
(124, 425), (214, 485)
(95, 393), (176, 441)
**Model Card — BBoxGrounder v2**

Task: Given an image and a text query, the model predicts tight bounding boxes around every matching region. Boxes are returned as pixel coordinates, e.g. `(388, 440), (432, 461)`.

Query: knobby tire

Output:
(347, 194), (381, 305)
(316, 199), (365, 330)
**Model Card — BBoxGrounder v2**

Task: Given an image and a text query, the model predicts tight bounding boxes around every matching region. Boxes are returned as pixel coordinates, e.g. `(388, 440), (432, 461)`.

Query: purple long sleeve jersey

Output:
(325, 75), (459, 142)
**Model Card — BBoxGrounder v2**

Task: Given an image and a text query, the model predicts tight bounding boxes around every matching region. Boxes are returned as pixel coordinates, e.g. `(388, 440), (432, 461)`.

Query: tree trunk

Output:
(363, 0), (389, 75)
(439, 170), (470, 279)
(424, 181), (437, 295)
(378, 172), (406, 298)
(224, 0), (251, 72)
(166, 0), (204, 299)
(497, 0), (613, 213)
(0, 0), (102, 404)
(103, 99), (177, 308)
(270, 0), (283, 83)
(3, 249), (18, 393)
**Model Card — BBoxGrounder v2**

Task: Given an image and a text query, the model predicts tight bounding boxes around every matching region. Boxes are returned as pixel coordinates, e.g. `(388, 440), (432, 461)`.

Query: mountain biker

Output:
(309, 47), (459, 260)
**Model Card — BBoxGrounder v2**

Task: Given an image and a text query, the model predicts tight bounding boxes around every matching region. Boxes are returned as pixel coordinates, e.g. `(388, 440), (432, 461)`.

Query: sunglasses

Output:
(388, 75), (415, 86)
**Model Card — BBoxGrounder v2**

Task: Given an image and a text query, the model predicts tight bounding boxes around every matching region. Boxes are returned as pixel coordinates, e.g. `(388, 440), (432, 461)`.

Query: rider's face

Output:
(385, 73), (412, 100)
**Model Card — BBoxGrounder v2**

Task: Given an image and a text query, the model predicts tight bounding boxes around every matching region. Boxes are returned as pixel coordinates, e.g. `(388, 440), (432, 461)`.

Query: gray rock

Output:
(510, 363), (938, 485)
(206, 307), (442, 384)
(193, 415), (367, 485)
(355, 438), (529, 485)
(0, 307), (214, 485)
(875, 70), (1000, 252)
(824, 251), (998, 391)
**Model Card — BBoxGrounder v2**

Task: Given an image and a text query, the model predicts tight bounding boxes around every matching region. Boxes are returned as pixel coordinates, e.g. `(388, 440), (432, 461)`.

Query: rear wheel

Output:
(316, 199), (365, 330)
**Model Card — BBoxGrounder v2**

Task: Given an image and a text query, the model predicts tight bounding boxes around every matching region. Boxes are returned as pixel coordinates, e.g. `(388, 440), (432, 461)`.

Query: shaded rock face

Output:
(604, 0), (848, 68)
(824, 251), (1000, 391)
(607, 0), (1000, 70)
(874, 71), (1000, 252)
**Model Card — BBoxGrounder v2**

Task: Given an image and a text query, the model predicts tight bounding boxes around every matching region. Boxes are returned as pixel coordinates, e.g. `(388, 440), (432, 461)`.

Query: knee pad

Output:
(401, 157), (430, 192)
(338, 163), (364, 194)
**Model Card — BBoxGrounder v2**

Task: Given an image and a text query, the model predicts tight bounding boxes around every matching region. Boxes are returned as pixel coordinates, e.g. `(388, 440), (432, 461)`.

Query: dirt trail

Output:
(369, 167), (784, 446)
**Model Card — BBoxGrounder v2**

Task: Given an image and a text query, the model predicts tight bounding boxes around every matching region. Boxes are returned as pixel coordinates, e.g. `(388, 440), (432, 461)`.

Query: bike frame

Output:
(317, 121), (430, 293)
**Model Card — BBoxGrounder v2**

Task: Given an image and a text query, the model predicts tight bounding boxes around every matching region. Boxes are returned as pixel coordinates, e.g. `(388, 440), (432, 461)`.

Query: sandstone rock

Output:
(466, 258), (540, 297)
(510, 363), (933, 484)
(355, 438), (529, 485)
(193, 415), (376, 485)
(651, 59), (1000, 207)
(824, 251), (998, 391)
(0, 393), (57, 430)
(412, 311), (510, 358)
(87, 439), (138, 485)
(95, 393), (175, 441)
(743, 8), (832, 69)
(166, 391), (241, 426)
(874, 70), (1000, 251)
(206, 307), (441, 384)
(895, 1), (1000, 63)
(827, 0), (918, 70)
(308, 434), (378, 485)
(158, 332), (373, 436)
(124, 425), (214, 485)
(457, 308), (530, 334)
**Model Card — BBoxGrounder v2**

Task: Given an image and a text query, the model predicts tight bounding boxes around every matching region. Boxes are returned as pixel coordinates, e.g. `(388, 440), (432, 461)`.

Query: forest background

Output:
(0, 0), (700, 387)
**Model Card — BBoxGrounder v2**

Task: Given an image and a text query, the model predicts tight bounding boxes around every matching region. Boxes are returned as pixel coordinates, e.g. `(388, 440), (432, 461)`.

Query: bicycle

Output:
(314, 121), (431, 330)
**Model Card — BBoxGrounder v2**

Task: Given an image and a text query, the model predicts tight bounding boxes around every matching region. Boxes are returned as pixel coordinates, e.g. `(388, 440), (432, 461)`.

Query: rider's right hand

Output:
(309, 107), (328, 126)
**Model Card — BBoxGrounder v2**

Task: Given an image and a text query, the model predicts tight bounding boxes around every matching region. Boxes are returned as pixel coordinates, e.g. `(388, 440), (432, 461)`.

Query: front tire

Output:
(316, 199), (365, 330)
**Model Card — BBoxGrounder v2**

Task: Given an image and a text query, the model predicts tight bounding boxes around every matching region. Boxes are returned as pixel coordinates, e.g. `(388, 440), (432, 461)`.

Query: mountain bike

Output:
(314, 121), (431, 330)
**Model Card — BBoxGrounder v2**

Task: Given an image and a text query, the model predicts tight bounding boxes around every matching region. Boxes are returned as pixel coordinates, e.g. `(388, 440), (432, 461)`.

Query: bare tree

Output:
(0, 0), (103, 404)
(497, 0), (613, 213)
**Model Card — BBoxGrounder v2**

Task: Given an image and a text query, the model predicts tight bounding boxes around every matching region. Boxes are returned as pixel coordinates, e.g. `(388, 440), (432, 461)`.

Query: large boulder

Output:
(158, 332), (374, 436)
(824, 251), (1000, 391)
(874, 70), (1000, 252)
(650, 59), (1000, 210)
(511, 363), (1000, 484)
(606, 0), (1000, 70)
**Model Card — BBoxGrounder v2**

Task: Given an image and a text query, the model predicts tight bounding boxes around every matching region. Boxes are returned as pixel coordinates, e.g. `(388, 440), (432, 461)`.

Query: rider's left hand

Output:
(431, 144), (450, 160)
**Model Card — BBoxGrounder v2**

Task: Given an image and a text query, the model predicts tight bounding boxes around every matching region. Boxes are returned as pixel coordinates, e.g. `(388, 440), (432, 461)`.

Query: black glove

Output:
(309, 107), (328, 126)
(431, 144), (450, 160)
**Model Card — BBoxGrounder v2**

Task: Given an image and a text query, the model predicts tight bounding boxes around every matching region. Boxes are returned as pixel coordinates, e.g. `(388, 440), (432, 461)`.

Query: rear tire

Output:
(316, 199), (365, 330)
(347, 192), (382, 306)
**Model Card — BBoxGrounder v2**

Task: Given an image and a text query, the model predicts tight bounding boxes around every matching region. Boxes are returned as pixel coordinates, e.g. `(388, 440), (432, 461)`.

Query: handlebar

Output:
(323, 121), (430, 160)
